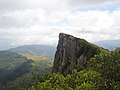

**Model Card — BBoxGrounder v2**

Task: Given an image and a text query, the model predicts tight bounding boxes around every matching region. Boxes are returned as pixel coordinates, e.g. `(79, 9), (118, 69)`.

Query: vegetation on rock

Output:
(28, 49), (120, 90)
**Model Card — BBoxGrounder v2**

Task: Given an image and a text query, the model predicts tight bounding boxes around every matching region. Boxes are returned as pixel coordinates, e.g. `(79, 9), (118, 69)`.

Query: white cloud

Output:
(0, 0), (120, 50)
(0, 1), (120, 50)
(68, 0), (119, 8)
(0, 0), (119, 12)
(0, 0), (68, 12)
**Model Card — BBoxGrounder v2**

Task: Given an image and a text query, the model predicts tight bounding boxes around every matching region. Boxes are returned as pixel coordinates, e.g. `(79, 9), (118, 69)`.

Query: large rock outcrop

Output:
(53, 33), (108, 75)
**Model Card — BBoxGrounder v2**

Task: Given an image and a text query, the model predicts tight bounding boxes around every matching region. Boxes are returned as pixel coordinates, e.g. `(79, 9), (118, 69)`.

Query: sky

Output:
(0, 0), (120, 50)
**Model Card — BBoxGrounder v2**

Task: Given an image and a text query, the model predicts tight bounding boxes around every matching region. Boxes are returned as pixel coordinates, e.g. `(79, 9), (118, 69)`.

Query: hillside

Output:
(0, 51), (32, 83)
(0, 51), (53, 90)
(8, 45), (55, 58)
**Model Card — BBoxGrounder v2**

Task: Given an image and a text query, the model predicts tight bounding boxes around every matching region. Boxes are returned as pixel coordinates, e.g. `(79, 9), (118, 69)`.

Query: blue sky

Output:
(78, 2), (120, 12)
(0, 0), (120, 50)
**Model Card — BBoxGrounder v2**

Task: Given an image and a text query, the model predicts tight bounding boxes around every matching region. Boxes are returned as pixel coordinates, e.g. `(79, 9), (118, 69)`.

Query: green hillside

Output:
(0, 51), (32, 83)
(0, 51), (53, 90)
(21, 54), (53, 75)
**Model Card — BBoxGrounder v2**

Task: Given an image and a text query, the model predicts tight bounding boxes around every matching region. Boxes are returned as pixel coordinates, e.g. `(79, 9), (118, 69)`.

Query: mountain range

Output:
(0, 38), (119, 89)
(94, 39), (120, 51)
(8, 45), (56, 58)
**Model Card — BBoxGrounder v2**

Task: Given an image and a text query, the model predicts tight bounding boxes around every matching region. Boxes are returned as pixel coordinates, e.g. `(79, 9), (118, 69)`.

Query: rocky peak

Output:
(53, 33), (108, 75)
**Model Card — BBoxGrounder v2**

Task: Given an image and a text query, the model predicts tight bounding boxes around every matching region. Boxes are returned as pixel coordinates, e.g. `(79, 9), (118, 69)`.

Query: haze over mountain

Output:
(1, 39), (119, 55)
(94, 39), (120, 51)
(8, 45), (55, 58)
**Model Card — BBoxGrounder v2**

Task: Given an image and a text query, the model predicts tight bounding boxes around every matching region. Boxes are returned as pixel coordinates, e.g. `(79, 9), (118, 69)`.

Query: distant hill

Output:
(8, 45), (56, 58)
(94, 40), (120, 51)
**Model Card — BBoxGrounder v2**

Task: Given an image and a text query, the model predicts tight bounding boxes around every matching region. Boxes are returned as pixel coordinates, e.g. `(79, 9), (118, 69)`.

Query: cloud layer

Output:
(0, 9), (120, 46)
(69, 0), (119, 6)
(0, 0), (119, 11)
(0, 0), (120, 50)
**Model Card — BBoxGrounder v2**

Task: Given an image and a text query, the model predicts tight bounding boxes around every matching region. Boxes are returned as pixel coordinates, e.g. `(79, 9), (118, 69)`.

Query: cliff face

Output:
(53, 33), (108, 75)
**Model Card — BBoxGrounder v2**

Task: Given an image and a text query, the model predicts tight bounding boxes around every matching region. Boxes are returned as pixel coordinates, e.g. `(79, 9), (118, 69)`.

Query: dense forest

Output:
(28, 48), (120, 90)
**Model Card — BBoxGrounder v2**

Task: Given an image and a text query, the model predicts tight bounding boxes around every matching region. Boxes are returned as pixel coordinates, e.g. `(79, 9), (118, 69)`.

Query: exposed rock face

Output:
(53, 33), (107, 75)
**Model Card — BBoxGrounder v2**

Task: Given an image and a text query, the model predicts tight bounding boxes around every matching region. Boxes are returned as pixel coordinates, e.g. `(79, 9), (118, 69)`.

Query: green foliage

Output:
(75, 82), (96, 90)
(87, 51), (120, 81)
(28, 69), (103, 90)
(85, 51), (120, 89)
(28, 50), (120, 90)
(76, 38), (108, 59)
